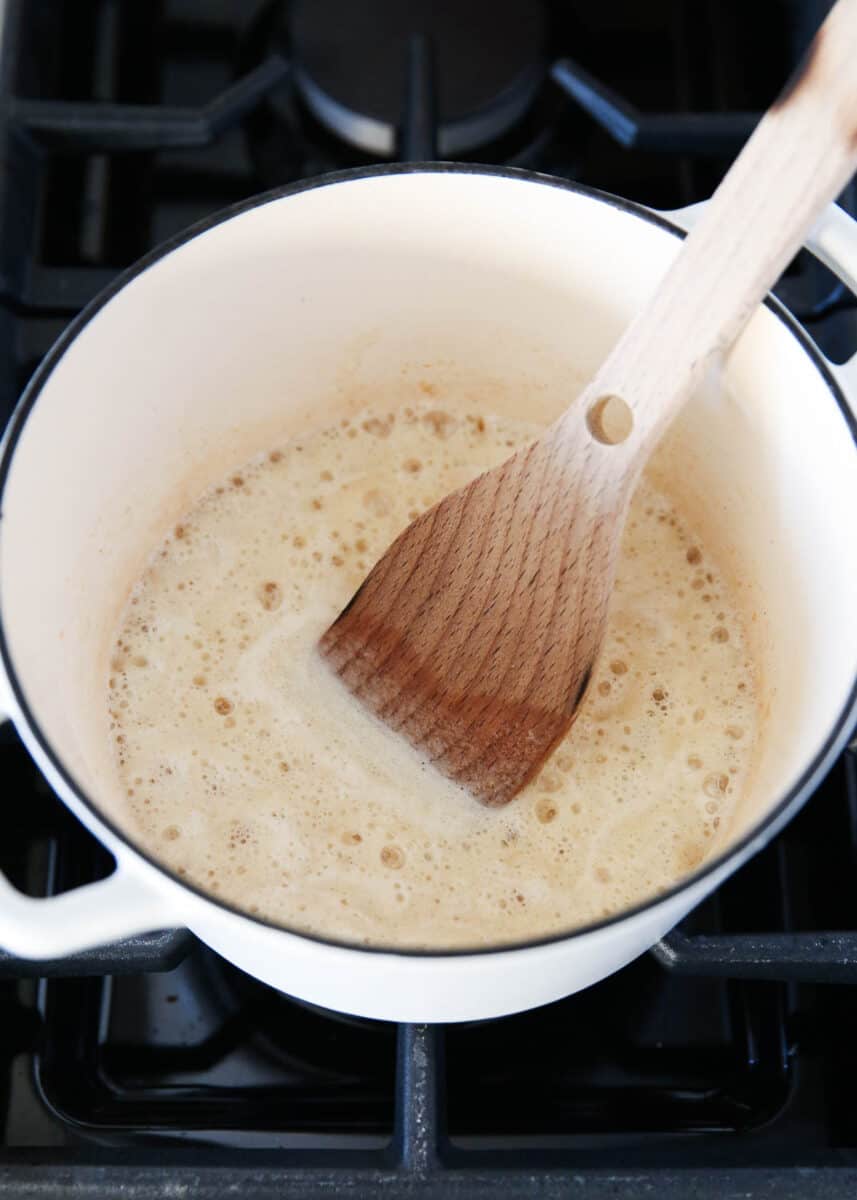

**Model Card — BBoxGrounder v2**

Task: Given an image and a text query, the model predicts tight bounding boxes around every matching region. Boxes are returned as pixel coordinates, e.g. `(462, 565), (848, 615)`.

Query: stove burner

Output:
(289, 0), (546, 157)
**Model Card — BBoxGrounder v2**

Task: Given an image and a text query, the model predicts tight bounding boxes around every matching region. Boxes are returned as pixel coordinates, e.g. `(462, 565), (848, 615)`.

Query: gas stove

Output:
(1, 2), (857, 1196)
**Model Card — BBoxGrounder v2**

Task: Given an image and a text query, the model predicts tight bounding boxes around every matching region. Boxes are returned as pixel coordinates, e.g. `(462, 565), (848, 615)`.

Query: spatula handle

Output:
(568, 0), (857, 454)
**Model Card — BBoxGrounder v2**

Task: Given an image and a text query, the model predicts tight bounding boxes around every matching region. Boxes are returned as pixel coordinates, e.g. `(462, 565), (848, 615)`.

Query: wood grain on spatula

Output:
(320, 0), (857, 806)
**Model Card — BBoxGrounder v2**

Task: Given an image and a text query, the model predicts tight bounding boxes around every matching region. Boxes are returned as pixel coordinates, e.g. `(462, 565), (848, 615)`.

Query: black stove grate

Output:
(1, 1), (857, 1196)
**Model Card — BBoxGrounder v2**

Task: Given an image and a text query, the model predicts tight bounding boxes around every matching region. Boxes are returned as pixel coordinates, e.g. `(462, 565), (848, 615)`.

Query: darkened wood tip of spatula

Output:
(318, 590), (597, 807)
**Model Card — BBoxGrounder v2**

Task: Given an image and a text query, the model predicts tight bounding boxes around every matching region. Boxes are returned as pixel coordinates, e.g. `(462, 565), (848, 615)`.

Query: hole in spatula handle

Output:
(587, 394), (634, 445)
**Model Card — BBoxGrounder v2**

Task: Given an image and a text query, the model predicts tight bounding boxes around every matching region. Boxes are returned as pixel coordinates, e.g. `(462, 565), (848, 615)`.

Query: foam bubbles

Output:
(380, 845), (405, 869)
(258, 581), (282, 611)
(703, 772), (730, 798)
(535, 798), (558, 824)
(106, 396), (758, 951)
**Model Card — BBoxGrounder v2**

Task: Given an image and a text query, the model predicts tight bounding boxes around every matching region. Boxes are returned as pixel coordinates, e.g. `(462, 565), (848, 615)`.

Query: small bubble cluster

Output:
(105, 394), (758, 950)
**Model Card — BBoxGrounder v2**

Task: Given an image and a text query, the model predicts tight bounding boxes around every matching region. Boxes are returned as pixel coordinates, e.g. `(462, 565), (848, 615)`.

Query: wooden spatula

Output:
(320, 0), (857, 807)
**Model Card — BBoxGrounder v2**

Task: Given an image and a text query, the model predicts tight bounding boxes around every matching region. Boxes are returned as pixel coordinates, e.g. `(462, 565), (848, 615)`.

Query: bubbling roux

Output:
(107, 399), (757, 949)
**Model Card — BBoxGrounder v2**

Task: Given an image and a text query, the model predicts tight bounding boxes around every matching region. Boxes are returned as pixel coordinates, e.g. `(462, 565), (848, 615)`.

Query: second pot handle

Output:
(0, 701), (175, 959)
(0, 862), (176, 959)
(804, 201), (857, 398)
(663, 198), (857, 402)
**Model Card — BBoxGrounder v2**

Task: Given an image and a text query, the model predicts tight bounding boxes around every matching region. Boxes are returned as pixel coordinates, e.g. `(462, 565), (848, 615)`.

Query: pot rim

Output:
(1, 161), (856, 960)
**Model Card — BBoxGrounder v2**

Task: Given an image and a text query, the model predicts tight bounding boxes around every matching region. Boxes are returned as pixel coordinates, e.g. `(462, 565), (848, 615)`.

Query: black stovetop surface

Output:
(1, 2), (857, 1196)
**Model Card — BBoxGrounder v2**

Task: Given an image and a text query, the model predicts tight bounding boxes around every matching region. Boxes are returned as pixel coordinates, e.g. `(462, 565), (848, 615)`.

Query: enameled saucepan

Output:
(1, 166), (856, 1021)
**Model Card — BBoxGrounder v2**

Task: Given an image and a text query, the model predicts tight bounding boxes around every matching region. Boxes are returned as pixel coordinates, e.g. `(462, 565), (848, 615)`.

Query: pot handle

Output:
(0, 702), (176, 959)
(803, 202), (857, 398)
(0, 863), (176, 959)
(663, 199), (857, 402)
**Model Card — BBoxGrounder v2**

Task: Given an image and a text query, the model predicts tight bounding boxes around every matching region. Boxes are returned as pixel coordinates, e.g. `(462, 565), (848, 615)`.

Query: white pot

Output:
(0, 166), (856, 1023)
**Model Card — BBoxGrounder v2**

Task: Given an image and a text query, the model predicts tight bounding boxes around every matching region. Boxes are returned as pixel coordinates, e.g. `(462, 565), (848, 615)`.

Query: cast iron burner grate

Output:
(1, 1), (857, 1197)
(4, 735), (857, 1153)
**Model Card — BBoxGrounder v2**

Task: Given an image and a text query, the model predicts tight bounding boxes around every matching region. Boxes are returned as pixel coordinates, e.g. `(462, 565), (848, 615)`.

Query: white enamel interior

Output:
(1, 171), (856, 1019)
